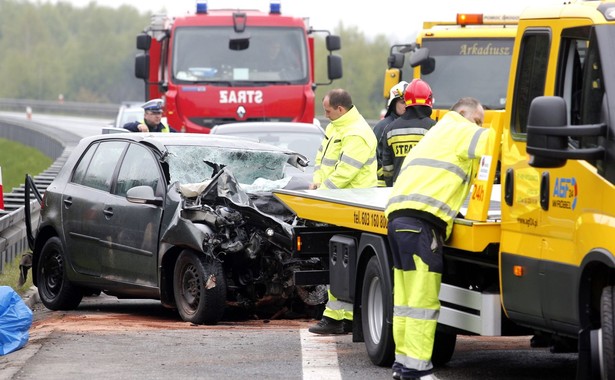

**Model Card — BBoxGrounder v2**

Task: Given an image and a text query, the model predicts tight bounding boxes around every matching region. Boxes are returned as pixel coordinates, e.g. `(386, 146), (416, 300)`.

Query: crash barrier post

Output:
(0, 166), (4, 210)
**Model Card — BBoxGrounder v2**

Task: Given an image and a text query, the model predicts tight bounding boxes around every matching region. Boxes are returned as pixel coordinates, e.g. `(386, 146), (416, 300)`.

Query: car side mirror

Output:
(126, 186), (163, 206)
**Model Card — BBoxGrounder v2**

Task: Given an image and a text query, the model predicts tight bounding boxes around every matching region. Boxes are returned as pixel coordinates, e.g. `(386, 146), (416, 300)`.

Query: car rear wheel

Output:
(361, 255), (395, 366)
(37, 237), (83, 310)
(173, 250), (226, 325)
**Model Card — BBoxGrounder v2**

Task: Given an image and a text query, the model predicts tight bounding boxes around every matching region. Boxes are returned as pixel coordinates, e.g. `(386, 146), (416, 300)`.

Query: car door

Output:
(62, 141), (127, 278)
(100, 142), (164, 287)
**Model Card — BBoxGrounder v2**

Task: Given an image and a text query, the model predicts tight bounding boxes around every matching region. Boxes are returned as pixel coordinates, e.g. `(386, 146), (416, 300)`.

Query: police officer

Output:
(373, 81), (408, 186)
(308, 88), (377, 334)
(385, 97), (493, 380)
(123, 98), (176, 133)
(381, 79), (436, 187)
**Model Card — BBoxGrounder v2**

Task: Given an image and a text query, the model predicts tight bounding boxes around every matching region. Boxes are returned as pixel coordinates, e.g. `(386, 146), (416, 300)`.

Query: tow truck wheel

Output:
(432, 327), (457, 366)
(37, 237), (83, 310)
(361, 255), (395, 366)
(173, 250), (226, 325)
(597, 285), (614, 379)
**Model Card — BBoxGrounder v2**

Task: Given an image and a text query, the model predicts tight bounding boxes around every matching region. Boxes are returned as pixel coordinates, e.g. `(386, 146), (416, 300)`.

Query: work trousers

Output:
(322, 287), (354, 321)
(387, 216), (443, 378)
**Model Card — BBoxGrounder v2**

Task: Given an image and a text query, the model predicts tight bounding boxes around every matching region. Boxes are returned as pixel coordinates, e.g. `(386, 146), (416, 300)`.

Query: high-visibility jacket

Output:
(313, 106), (377, 189)
(385, 111), (494, 238)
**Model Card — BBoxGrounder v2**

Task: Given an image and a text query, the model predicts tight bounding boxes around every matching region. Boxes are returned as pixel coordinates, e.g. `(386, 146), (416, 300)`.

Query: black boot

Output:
(308, 316), (346, 334)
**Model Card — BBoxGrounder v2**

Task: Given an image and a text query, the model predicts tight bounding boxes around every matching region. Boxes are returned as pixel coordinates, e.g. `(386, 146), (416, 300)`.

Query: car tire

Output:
(37, 236), (83, 310)
(361, 255), (395, 366)
(173, 250), (226, 325)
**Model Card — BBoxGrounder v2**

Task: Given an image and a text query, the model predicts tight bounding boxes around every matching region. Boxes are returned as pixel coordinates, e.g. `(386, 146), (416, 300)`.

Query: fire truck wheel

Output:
(361, 255), (395, 367)
(432, 327), (457, 366)
(173, 250), (226, 325)
(598, 285), (614, 379)
(37, 236), (83, 310)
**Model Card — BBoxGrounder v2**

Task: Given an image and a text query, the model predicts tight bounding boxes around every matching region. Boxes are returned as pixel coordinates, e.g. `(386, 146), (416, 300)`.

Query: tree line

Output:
(0, 0), (402, 120)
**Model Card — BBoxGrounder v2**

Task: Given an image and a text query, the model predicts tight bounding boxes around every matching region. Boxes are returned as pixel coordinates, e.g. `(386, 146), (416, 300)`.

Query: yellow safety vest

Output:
(313, 106), (377, 189)
(385, 111), (494, 238)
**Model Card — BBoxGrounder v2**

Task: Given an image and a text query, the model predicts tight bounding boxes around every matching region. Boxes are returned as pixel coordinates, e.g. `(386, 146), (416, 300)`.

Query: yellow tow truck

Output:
(384, 13), (517, 125)
(277, 1), (615, 378)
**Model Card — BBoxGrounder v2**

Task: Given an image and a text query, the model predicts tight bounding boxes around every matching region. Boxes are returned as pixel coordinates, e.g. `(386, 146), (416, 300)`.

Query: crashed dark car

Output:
(25, 133), (326, 324)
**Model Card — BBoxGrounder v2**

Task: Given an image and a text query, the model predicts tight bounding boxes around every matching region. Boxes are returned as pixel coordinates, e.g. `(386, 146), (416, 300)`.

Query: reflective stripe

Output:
(365, 156), (376, 165)
(321, 157), (338, 166)
(387, 193), (458, 220)
(393, 305), (439, 320)
(404, 158), (470, 183)
(387, 127), (427, 140)
(323, 178), (339, 189)
(326, 299), (352, 312)
(340, 153), (364, 169)
(395, 354), (432, 371)
(383, 164), (394, 171)
(468, 128), (487, 159)
(314, 164), (321, 171)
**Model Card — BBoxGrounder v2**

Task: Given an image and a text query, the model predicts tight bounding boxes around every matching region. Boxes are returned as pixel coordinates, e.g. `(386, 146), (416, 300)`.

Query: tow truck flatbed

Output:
(274, 186), (502, 253)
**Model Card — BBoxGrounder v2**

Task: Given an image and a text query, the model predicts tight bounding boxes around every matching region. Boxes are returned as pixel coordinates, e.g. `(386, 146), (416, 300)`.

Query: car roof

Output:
(210, 122), (324, 135)
(79, 133), (295, 153)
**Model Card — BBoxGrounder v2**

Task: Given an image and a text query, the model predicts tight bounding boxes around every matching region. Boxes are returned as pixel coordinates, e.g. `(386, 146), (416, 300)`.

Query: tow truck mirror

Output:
(409, 47), (435, 75)
(388, 53), (405, 69)
(327, 55), (343, 80)
(136, 34), (151, 51)
(409, 47), (430, 68)
(135, 53), (150, 80)
(229, 35), (250, 51)
(326, 35), (341, 51)
(526, 96), (568, 168)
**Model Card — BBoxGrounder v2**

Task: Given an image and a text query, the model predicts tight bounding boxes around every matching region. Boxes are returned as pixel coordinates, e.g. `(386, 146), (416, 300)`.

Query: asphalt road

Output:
(1, 290), (578, 380)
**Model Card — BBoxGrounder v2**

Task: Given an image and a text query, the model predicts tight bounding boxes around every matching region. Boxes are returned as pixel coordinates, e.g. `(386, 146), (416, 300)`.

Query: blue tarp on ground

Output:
(0, 286), (33, 355)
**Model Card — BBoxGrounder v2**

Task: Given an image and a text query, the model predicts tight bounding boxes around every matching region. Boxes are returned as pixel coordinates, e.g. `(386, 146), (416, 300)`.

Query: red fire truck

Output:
(134, 1), (342, 133)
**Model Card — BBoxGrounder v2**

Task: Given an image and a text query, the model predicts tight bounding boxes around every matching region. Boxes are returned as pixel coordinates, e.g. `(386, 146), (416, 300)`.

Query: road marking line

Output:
(300, 328), (342, 380)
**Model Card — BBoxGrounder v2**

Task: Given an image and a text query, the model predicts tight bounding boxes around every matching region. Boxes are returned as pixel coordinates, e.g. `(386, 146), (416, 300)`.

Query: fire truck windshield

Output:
(173, 26), (308, 84)
(418, 38), (514, 110)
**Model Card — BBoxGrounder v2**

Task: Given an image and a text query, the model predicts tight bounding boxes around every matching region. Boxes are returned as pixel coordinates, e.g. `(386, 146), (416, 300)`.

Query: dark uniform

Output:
(381, 106), (436, 186)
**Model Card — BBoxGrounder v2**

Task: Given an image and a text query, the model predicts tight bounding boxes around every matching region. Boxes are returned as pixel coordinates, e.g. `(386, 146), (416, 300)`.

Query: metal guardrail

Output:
(0, 98), (119, 118)
(0, 116), (78, 274)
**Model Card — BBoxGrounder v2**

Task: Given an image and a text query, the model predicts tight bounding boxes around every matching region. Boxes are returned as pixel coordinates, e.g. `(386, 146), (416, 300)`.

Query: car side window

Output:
(73, 141), (127, 192)
(115, 143), (161, 197)
(72, 142), (98, 185)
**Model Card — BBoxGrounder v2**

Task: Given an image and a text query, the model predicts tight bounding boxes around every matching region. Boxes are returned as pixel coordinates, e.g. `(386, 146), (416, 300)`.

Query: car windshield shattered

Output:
(165, 145), (294, 190)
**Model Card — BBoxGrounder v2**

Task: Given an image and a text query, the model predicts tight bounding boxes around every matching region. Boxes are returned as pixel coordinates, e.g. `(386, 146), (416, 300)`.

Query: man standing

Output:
(308, 88), (377, 334)
(385, 97), (493, 380)
(123, 98), (176, 133)
(381, 79), (436, 187)
(373, 81), (408, 186)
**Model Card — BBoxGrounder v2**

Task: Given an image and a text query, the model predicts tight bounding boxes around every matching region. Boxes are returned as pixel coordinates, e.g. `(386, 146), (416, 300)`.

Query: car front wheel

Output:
(173, 250), (226, 325)
(37, 237), (83, 310)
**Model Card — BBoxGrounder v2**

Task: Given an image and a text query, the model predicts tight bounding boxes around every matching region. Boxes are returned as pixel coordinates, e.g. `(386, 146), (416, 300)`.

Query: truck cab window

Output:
(511, 30), (550, 135)
(557, 27), (604, 159)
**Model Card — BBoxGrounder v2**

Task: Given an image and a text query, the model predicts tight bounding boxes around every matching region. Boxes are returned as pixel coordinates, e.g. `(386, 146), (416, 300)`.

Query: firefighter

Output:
(384, 97), (493, 380)
(308, 88), (377, 334)
(123, 99), (176, 133)
(373, 81), (408, 186)
(381, 79), (436, 187)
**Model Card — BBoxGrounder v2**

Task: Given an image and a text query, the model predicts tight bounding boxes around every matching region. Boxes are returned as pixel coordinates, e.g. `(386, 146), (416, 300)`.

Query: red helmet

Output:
(404, 79), (433, 108)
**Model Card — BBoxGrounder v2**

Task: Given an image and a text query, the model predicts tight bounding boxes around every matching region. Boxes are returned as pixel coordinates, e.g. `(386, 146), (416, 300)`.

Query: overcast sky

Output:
(54, 0), (565, 42)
